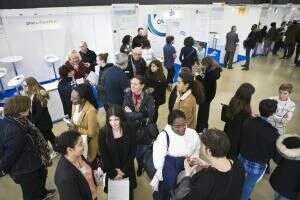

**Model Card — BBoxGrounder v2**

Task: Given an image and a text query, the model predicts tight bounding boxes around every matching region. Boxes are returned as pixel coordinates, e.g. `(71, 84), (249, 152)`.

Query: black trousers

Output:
(283, 42), (296, 58)
(196, 101), (211, 133)
(15, 167), (47, 200)
(166, 67), (174, 84)
(294, 43), (300, 65)
(244, 48), (251, 68)
(41, 129), (56, 146)
(272, 40), (284, 55)
(224, 51), (235, 68)
(153, 103), (160, 123)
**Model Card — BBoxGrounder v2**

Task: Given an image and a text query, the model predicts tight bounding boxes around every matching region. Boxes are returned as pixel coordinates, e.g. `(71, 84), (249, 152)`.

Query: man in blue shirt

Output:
(163, 36), (176, 87)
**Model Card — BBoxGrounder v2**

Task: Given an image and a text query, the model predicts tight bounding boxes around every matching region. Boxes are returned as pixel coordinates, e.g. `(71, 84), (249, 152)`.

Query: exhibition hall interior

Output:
(0, 0), (299, 200)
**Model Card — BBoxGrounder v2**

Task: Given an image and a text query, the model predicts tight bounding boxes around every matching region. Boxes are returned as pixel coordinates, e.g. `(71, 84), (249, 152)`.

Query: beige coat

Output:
(72, 101), (99, 161)
(174, 90), (197, 129)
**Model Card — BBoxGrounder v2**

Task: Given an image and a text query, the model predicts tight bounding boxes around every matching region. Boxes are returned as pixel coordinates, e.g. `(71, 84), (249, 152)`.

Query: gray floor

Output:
(0, 54), (299, 200)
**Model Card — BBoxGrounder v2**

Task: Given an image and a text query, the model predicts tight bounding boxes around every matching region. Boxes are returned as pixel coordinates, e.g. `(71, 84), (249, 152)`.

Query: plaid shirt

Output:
(238, 155), (267, 175)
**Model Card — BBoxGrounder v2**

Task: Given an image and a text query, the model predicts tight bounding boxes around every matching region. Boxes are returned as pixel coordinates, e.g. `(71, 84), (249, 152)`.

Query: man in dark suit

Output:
(241, 24), (259, 71)
(79, 41), (97, 72)
(224, 25), (239, 69)
(239, 99), (279, 200)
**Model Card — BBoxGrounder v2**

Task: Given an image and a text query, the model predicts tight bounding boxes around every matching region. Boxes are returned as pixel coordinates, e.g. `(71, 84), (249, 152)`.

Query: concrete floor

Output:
(0, 54), (299, 200)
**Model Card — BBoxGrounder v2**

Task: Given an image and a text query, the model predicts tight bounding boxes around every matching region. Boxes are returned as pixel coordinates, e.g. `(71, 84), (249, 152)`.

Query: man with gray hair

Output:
(102, 53), (130, 108)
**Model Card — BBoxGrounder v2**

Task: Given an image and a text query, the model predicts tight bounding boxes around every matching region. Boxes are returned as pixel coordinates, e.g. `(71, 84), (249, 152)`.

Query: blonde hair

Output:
(68, 49), (82, 62)
(23, 77), (49, 107)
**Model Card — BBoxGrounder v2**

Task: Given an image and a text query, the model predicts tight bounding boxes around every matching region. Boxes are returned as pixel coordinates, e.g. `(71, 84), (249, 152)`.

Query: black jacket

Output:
(99, 125), (137, 192)
(125, 55), (147, 79)
(145, 72), (167, 106)
(202, 67), (222, 102)
(103, 66), (130, 105)
(285, 23), (299, 43)
(80, 49), (97, 72)
(31, 95), (53, 132)
(97, 63), (114, 103)
(266, 27), (279, 41)
(224, 112), (251, 159)
(0, 117), (42, 180)
(58, 77), (74, 117)
(240, 117), (280, 164)
(123, 90), (155, 132)
(172, 160), (245, 200)
(55, 156), (93, 200)
(132, 35), (146, 49)
(270, 134), (300, 200)
(179, 47), (198, 69)
(244, 31), (259, 49)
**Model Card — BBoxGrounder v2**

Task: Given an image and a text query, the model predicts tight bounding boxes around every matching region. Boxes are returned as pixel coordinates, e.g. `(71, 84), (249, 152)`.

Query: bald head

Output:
(132, 47), (142, 61)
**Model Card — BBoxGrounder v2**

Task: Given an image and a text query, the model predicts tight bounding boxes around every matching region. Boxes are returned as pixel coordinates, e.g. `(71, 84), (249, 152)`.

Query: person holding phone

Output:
(172, 129), (245, 200)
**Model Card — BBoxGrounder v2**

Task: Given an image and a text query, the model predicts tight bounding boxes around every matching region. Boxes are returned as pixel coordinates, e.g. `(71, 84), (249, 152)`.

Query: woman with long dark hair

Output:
(69, 84), (99, 162)
(120, 35), (132, 54)
(224, 83), (255, 159)
(196, 56), (222, 133)
(174, 71), (203, 129)
(99, 105), (136, 200)
(145, 59), (167, 122)
(123, 75), (155, 176)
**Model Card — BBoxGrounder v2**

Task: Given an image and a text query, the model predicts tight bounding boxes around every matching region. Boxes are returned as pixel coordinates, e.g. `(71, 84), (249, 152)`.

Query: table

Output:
(7, 75), (25, 94)
(0, 68), (7, 93)
(45, 55), (60, 79)
(0, 56), (24, 76)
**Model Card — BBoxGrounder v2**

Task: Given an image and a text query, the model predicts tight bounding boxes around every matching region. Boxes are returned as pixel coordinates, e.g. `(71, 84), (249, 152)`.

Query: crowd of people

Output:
(0, 25), (299, 200)
(224, 20), (300, 71)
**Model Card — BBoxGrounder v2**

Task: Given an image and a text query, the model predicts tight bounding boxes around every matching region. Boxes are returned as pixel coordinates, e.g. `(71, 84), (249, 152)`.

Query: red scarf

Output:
(133, 93), (142, 107)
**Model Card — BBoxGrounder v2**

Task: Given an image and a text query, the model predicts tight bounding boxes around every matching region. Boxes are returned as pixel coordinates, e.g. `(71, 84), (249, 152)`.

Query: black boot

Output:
(137, 162), (144, 176)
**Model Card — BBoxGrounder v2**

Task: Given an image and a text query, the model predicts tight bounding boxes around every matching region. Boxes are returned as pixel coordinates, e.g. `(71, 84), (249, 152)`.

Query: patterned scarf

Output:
(7, 116), (51, 167)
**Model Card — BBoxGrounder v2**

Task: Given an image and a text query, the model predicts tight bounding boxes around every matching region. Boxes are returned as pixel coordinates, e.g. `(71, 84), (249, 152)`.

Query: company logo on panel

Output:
(147, 14), (166, 37)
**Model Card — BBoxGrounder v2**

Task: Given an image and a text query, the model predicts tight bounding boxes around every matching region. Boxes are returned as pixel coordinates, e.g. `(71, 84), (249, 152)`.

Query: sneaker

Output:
(241, 67), (249, 71)
(228, 66), (233, 69)
(42, 189), (56, 200)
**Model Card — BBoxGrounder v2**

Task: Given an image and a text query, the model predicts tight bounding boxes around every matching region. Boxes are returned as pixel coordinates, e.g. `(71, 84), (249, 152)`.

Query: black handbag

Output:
(221, 103), (230, 123)
(143, 130), (169, 179)
(136, 122), (159, 145)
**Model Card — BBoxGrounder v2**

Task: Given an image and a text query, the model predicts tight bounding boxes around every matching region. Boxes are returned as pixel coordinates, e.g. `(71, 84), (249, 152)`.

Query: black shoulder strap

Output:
(161, 130), (170, 151)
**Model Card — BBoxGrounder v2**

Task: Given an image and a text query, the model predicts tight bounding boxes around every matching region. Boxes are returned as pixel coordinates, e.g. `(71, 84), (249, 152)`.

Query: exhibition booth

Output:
(0, 3), (299, 120)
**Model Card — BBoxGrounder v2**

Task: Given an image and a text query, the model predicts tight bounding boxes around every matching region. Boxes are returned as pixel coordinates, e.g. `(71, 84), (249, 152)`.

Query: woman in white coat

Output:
(151, 109), (200, 200)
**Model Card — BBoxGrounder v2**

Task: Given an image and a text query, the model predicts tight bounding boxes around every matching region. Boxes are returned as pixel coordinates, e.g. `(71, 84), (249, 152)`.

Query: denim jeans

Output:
(239, 156), (267, 200)
(274, 192), (291, 200)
